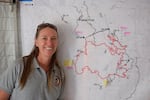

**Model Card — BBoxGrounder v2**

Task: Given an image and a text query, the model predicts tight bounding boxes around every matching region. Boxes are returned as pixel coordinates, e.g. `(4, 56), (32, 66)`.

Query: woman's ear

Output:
(35, 39), (38, 47)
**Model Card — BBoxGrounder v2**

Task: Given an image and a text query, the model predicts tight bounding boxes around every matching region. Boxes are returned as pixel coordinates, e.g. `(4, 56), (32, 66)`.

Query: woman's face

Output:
(35, 27), (58, 59)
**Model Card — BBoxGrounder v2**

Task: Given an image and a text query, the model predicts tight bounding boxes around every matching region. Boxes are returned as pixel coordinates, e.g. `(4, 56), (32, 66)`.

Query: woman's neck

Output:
(37, 55), (51, 72)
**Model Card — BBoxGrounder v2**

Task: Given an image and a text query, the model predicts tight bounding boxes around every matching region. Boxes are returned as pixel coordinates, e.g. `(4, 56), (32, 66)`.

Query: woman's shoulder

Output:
(14, 56), (29, 68)
(0, 57), (24, 82)
(54, 62), (65, 80)
(9, 57), (25, 74)
(14, 57), (24, 67)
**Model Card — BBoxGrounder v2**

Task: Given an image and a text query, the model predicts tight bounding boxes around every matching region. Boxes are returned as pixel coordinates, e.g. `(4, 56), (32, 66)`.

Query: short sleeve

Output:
(0, 60), (22, 94)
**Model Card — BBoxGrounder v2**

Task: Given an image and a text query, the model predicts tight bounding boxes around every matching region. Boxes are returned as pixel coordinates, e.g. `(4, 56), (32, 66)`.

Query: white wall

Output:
(19, 0), (150, 100)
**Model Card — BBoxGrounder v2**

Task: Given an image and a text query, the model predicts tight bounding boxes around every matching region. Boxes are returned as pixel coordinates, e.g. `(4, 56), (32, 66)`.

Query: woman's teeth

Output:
(46, 47), (52, 50)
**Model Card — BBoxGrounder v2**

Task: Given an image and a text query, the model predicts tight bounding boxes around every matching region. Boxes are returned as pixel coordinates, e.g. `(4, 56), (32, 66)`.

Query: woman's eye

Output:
(41, 37), (47, 40)
(51, 37), (57, 40)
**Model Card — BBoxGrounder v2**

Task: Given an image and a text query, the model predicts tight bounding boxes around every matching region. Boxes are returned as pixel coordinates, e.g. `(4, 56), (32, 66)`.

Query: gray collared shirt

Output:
(0, 58), (64, 100)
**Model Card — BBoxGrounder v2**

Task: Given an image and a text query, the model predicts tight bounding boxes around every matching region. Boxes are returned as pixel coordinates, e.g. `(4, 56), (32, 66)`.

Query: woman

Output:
(0, 23), (65, 100)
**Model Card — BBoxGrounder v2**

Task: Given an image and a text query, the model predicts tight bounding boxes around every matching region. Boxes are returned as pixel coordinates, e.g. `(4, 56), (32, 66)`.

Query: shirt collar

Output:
(33, 57), (41, 69)
(33, 57), (57, 72)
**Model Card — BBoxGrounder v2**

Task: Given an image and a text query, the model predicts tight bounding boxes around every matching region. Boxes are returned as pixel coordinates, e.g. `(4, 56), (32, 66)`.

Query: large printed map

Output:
(20, 0), (150, 100)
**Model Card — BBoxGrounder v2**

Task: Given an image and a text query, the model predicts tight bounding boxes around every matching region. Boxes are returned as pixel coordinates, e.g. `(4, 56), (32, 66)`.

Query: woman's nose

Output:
(46, 39), (52, 45)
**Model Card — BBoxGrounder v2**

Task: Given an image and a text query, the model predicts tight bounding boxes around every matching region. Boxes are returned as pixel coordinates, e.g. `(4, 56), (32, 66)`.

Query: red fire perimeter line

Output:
(73, 34), (128, 80)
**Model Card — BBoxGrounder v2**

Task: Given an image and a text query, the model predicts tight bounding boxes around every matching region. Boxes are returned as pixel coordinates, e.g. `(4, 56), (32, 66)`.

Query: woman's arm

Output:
(0, 90), (10, 100)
